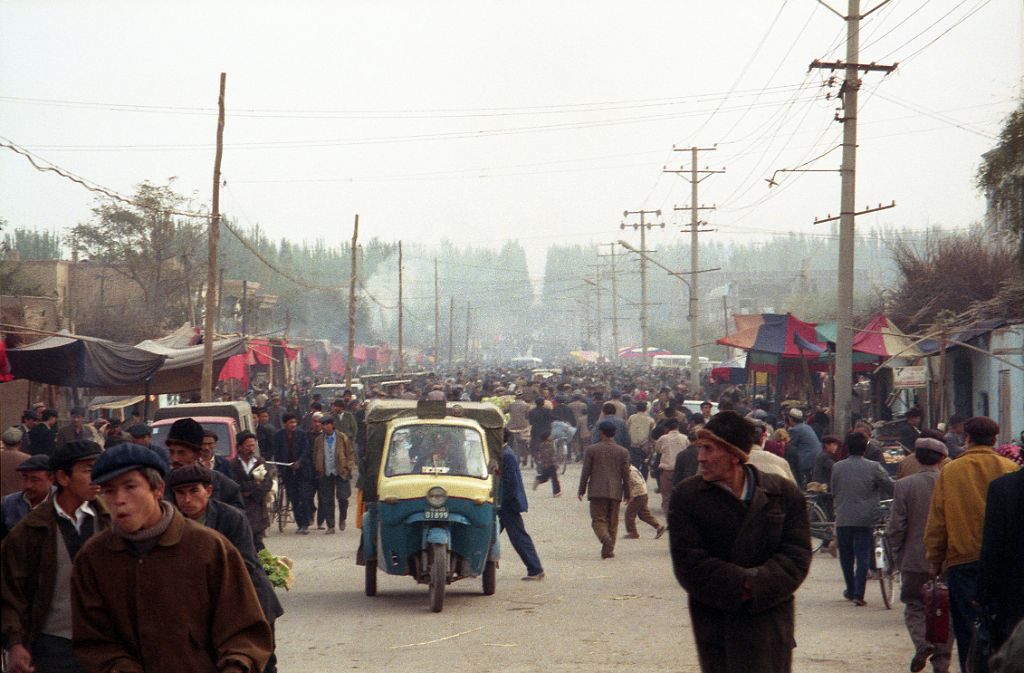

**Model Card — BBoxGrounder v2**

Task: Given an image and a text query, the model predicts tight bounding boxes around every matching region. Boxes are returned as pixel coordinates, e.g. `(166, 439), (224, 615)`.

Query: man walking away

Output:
(532, 430), (561, 497)
(924, 416), (1018, 673)
(784, 408), (821, 489)
(655, 418), (689, 512)
(498, 430), (544, 580)
(578, 421), (631, 559)
(627, 401), (656, 478)
(623, 463), (665, 540)
(668, 411), (811, 673)
(831, 431), (894, 606)
(889, 437), (954, 673)
(978, 449), (1024, 656)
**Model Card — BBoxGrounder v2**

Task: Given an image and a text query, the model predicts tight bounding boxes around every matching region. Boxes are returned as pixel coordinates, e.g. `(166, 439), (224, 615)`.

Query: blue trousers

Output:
(947, 561), (981, 673)
(498, 510), (543, 576)
(836, 526), (872, 600)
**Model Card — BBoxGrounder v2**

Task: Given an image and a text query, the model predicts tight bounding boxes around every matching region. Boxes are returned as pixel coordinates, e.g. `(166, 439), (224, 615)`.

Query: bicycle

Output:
(273, 474), (292, 533)
(872, 499), (898, 609)
(553, 437), (570, 475)
(804, 491), (834, 553)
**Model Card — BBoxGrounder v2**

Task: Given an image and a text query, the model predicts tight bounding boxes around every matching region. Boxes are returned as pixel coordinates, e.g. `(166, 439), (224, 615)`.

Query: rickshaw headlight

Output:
(426, 486), (448, 508)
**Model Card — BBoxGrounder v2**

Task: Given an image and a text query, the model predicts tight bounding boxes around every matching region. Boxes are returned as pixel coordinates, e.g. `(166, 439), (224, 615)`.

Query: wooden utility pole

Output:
(448, 296), (454, 369)
(397, 241), (404, 375)
(216, 267), (224, 333)
(433, 258), (440, 370)
(666, 146), (722, 396)
(201, 72), (226, 403)
(346, 214), (358, 388)
(620, 209), (663, 366)
(810, 0), (896, 433)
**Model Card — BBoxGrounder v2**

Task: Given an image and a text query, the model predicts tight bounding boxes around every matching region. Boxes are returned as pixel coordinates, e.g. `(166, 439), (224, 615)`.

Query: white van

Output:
(652, 354), (711, 371)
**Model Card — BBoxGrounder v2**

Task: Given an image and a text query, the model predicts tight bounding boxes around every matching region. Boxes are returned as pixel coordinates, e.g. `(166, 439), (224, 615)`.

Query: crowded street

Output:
(269, 462), (907, 673)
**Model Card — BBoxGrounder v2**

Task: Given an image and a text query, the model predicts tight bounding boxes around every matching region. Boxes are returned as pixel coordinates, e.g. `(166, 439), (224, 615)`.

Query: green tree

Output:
(70, 182), (205, 339)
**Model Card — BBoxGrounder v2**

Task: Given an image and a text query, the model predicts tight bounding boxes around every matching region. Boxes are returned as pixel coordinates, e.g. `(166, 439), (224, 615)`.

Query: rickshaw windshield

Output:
(385, 425), (488, 479)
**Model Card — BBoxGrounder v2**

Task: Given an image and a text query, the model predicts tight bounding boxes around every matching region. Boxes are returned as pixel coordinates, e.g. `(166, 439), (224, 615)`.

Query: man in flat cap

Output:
(669, 411), (811, 673)
(312, 416), (356, 534)
(55, 407), (90, 450)
(1, 455), (53, 540)
(577, 420), (631, 559)
(167, 464), (283, 673)
(70, 444), (271, 673)
(1, 441), (108, 673)
(164, 418), (244, 510)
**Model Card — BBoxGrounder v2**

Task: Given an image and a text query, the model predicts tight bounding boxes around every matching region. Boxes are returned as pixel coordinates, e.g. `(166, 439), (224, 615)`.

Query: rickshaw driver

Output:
(415, 430), (468, 475)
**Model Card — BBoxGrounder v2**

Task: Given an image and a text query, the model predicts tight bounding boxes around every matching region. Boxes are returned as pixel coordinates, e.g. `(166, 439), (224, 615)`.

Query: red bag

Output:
(924, 578), (950, 644)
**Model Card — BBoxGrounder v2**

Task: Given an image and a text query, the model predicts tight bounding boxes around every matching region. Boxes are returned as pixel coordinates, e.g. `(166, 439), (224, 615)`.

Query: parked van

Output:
(151, 401), (255, 461)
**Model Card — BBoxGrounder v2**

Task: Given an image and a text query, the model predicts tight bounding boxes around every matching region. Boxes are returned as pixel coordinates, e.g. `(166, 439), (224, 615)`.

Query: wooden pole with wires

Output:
(448, 296), (454, 369)
(346, 214), (358, 389)
(201, 72), (225, 402)
(434, 258), (440, 371)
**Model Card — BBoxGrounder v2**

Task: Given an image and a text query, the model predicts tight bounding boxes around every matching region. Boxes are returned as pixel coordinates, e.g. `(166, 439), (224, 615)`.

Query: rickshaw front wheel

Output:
(482, 560), (496, 595)
(365, 559), (377, 597)
(429, 543), (447, 613)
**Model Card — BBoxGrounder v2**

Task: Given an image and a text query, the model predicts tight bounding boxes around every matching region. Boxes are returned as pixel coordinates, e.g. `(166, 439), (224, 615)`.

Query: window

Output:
(385, 425), (487, 479)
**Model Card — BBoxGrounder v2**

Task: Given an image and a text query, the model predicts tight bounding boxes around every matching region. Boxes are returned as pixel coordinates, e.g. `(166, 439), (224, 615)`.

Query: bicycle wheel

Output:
(276, 480), (290, 533)
(807, 502), (830, 553)
(877, 531), (895, 609)
(555, 439), (569, 475)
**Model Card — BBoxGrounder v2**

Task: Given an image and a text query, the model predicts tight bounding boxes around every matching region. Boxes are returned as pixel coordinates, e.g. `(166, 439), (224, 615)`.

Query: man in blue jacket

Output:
(784, 408), (821, 489)
(498, 430), (544, 580)
(272, 414), (313, 534)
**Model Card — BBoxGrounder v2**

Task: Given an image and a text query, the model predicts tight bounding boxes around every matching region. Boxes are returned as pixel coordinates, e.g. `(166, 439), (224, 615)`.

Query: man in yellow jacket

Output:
(924, 416), (1019, 673)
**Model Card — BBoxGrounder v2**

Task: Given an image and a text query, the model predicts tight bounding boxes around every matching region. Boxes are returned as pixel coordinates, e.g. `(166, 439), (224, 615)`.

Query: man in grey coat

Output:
(578, 421), (631, 559)
(888, 437), (953, 673)
(831, 431), (894, 606)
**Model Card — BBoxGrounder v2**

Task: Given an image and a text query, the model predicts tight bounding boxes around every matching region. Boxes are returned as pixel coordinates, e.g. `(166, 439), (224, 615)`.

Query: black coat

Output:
(669, 466), (812, 673)
(978, 468), (1024, 644)
(204, 499), (284, 623)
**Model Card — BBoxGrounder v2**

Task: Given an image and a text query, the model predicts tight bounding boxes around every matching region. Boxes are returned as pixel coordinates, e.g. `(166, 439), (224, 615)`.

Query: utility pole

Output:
(810, 0), (897, 433)
(665, 146), (722, 396)
(448, 296), (454, 369)
(346, 214), (358, 389)
(397, 240), (404, 375)
(433, 258), (440, 371)
(598, 243), (620, 361)
(620, 209), (663, 367)
(201, 72), (226, 403)
(583, 274), (603, 356)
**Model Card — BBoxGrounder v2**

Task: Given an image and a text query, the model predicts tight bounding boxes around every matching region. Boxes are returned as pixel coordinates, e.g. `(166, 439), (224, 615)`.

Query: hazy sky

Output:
(2, 0), (1021, 281)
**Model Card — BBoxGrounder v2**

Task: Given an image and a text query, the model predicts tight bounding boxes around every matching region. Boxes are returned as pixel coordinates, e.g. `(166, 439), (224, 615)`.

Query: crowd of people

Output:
(1, 363), (1022, 673)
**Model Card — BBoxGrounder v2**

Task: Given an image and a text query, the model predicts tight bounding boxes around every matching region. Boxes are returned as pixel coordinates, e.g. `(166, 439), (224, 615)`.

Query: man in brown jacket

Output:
(312, 416), (356, 533)
(578, 420), (631, 559)
(70, 444), (271, 673)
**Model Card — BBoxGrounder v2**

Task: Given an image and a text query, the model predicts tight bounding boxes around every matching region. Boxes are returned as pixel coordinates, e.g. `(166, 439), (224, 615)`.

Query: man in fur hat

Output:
(668, 410), (811, 673)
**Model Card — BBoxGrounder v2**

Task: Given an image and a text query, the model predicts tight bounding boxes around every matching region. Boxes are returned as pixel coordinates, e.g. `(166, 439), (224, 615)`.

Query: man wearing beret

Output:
(577, 420), (631, 559)
(164, 418), (245, 511)
(2, 440), (108, 673)
(70, 444), (272, 673)
(1, 455), (53, 540)
(167, 464), (283, 673)
(668, 411), (811, 673)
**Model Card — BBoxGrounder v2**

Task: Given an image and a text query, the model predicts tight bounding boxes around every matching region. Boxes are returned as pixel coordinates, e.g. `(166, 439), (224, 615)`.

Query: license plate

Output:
(424, 508), (448, 520)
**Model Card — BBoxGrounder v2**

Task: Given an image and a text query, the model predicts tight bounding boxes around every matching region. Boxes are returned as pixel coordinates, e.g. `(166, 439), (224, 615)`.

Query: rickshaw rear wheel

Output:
(365, 559), (377, 597)
(482, 560), (496, 595)
(429, 543), (447, 613)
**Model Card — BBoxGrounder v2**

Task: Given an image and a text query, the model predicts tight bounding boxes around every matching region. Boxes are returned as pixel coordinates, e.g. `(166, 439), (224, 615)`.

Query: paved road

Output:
(269, 463), (911, 672)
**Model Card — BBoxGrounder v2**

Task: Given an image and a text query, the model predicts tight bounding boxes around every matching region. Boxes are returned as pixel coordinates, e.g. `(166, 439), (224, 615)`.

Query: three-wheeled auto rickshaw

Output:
(357, 399), (503, 612)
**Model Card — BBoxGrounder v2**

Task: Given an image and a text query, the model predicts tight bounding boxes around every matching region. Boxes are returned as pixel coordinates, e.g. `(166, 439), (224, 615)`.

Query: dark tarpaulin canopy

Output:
(6, 333), (166, 387)
(95, 336), (249, 396)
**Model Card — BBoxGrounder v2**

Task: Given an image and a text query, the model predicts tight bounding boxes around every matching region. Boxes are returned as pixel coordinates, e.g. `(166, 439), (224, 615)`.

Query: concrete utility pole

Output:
(201, 72), (226, 403)
(597, 243), (620, 361)
(397, 241), (404, 375)
(346, 215), (358, 389)
(583, 274), (603, 356)
(433, 258), (440, 370)
(620, 209), (663, 366)
(464, 302), (471, 363)
(810, 0), (896, 433)
(665, 146), (723, 396)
